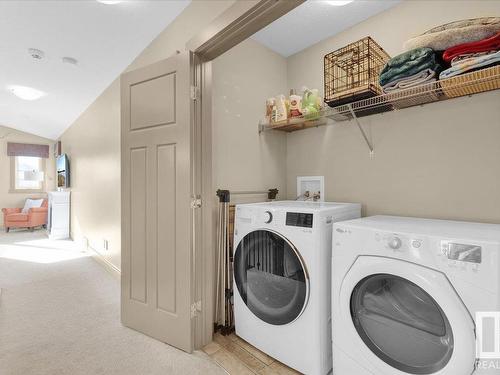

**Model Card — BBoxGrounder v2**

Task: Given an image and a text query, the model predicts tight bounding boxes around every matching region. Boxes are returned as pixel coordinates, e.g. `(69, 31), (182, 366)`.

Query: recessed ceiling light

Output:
(7, 85), (46, 101)
(96, 0), (123, 4)
(325, 0), (354, 6)
(62, 56), (78, 65)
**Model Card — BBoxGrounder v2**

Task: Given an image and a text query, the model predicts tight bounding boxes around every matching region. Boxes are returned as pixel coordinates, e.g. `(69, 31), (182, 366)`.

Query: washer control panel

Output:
(286, 212), (313, 228)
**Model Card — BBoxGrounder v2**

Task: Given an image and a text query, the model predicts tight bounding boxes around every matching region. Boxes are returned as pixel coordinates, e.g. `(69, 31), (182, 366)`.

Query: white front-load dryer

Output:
(332, 216), (500, 375)
(234, 201), (361, 375)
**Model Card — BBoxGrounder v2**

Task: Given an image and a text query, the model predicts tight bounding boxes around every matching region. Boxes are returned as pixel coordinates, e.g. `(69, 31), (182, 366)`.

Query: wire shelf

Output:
(259, 65), (500, 134)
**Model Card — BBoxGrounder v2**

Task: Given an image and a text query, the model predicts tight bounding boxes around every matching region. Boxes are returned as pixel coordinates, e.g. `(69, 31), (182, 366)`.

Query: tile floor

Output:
(203, 332), (301, 375)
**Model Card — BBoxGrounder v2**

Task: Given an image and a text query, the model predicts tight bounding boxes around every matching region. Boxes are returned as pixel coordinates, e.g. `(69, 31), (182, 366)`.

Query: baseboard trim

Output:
(87, 245), (121, 280)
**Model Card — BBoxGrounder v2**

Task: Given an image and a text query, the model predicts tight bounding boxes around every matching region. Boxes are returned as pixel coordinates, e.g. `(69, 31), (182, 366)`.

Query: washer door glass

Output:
(234, 230), (308, 325)
(351, 274), (454, 374)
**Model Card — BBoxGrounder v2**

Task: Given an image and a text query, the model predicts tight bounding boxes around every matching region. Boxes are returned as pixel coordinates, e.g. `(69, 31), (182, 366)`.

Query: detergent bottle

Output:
(301, 87), (321, 120)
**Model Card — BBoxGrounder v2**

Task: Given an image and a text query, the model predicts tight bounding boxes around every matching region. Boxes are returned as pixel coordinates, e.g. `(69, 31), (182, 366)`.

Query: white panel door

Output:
(121, 52), (193, 352)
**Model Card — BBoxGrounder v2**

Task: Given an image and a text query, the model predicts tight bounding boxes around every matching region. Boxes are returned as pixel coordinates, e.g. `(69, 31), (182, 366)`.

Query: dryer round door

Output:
(234, 229), (309, 325)
(340, 256), (476, 375)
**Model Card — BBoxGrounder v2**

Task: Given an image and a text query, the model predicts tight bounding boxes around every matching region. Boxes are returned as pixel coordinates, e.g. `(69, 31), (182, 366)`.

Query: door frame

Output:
(188, 0), (305, 348)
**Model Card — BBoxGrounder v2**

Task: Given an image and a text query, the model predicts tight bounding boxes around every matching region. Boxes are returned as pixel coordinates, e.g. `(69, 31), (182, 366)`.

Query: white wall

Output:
(0, 125), (56, 227)
(59, 80), (121, 267)
(58, 0), (500, 274)
(287, 1), (500, 90)
(285, 0), (500, 223)
(59, 1), (235, 270)
(212, 38), (288, 201)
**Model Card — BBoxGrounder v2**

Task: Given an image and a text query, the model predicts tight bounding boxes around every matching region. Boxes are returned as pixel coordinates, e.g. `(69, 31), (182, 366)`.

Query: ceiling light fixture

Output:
(7, 85), (46, 101)
(325, 0), (354, 6)
(96, 0), (123, 4)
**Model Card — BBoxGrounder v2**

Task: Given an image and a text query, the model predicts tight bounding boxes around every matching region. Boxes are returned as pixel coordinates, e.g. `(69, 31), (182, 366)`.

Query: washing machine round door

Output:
(351, 274), (454, 374)
(234, 230), (309, 325)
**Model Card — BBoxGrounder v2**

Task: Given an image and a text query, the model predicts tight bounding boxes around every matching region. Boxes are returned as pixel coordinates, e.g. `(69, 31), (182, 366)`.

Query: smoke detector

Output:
(62, 56), (78, 65)
(28, 48), (45, 60)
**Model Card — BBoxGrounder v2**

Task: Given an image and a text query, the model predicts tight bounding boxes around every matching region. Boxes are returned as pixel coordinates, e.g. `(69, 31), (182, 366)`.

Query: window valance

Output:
(7, 142), (50, 158)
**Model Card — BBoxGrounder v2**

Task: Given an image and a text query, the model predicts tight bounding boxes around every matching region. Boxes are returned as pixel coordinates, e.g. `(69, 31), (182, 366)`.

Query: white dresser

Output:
(47, 191), (70, 240)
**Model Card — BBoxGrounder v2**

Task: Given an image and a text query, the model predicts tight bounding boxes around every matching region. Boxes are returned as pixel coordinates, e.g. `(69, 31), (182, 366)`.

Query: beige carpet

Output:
(0, 230), (226, 375)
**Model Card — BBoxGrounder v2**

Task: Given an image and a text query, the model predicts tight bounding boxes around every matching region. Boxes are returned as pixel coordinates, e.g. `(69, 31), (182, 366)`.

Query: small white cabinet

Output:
(47, 191), (70, 240)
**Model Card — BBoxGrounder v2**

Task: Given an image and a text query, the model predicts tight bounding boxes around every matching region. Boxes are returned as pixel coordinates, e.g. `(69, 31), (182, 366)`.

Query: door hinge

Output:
(190, 85), (200, 101)
(191, 300), (202, 318)
(191, 196), (202, 209)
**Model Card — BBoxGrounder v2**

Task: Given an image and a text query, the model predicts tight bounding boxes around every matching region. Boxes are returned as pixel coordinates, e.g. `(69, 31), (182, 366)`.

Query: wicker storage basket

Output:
(440, 65), (500, 98)
(324, 37), (390, 108)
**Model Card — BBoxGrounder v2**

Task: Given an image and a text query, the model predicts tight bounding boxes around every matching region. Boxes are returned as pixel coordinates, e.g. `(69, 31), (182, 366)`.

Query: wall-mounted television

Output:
(57, 153), (70, 188)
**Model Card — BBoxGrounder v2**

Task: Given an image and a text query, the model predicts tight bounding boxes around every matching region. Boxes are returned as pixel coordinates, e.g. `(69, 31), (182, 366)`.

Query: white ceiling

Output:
(0, 0), (190, 140)
(252, 0), (400, 57)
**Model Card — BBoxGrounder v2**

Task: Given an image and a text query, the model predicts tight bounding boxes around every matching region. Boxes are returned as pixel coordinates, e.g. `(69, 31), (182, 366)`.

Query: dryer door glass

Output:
(351, 274), (454, 374)
(234, 230), (308, 325)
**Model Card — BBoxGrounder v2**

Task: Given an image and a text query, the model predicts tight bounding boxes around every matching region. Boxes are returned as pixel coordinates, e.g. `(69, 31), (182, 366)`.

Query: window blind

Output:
(7, 142), (50, 158)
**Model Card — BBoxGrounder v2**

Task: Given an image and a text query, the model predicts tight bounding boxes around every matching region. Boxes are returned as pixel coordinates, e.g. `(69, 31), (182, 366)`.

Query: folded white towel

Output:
(383, 69), (437, 93)
(451, 50), (497, 66)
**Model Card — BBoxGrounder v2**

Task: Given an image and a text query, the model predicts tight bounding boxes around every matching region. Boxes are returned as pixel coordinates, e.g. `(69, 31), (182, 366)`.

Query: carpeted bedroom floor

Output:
(0, 230), (226, 375)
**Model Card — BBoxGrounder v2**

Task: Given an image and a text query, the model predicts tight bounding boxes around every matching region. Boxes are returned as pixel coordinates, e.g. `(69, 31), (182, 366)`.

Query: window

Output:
(10, 156), (46, 193)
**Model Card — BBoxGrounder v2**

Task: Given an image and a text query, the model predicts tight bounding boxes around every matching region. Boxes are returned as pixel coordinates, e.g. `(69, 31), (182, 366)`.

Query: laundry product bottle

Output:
(265, 97), (275, 122)
(302, 88), (321, 120)
(271, 105), (278, 123)
(289, 89), (302, 118)
(275, 94), (288, 122)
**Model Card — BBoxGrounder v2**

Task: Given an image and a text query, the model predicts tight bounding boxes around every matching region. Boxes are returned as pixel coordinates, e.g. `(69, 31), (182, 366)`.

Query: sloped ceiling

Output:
(252, 0), (400, 57)
(0, 0), (190, 139)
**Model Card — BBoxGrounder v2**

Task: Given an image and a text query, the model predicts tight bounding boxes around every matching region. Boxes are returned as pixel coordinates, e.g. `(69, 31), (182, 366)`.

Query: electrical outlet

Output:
(297, 176), (324, 202)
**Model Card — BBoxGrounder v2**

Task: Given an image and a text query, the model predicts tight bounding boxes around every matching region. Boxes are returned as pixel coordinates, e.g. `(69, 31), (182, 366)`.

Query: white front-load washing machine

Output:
(233, 201), (361, 375)
(332, 216), (500, 375)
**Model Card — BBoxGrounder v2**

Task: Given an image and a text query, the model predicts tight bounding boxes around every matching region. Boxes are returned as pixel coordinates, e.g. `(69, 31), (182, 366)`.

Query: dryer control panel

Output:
(376, 233), (483, 264)
(441, 242), (482, 264)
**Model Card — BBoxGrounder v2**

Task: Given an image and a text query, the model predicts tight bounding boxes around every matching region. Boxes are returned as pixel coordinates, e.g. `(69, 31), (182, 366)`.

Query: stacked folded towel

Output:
(402, 18), (500, 82)
(383, 69), (437, 93)
(442, 32), (500, 63)
(439, 32), (500, 79)
(440, 50), (500, 79)
(379, 48), (443, 93)
(404, 17), (500, 52)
